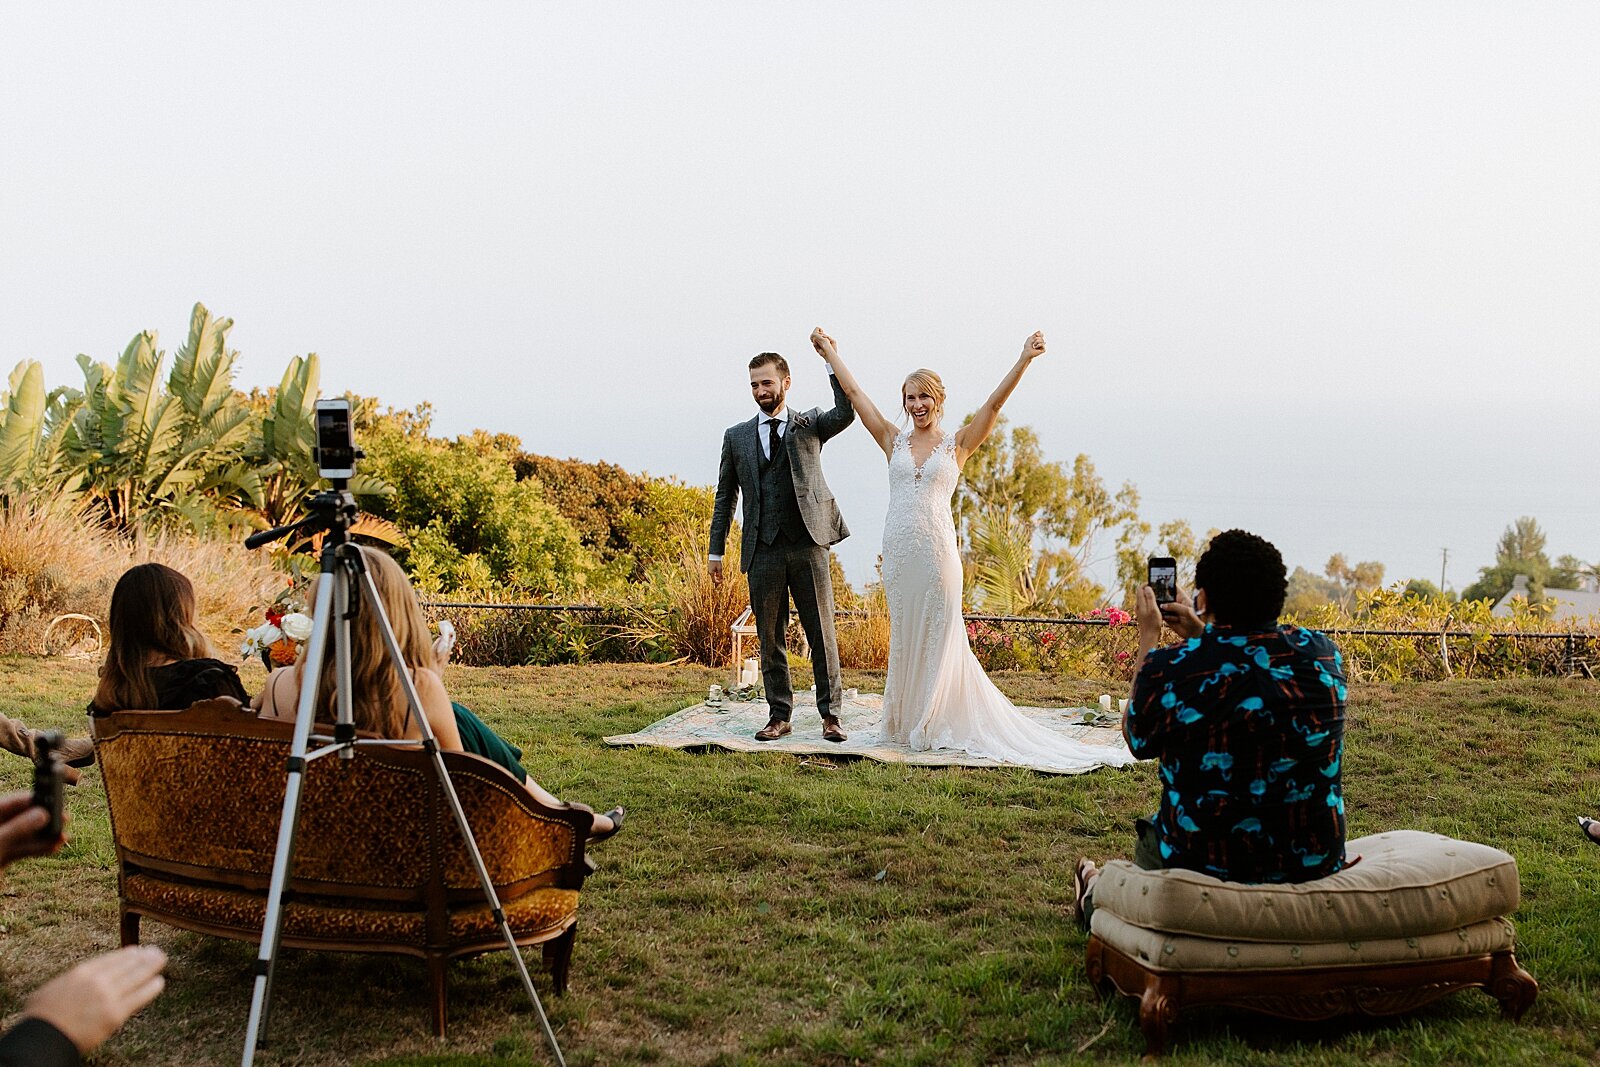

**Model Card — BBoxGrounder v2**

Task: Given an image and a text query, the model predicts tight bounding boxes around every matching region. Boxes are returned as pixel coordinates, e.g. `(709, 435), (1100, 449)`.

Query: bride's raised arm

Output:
(952, 331), (1046, 465)
(810, 328), (898, 458)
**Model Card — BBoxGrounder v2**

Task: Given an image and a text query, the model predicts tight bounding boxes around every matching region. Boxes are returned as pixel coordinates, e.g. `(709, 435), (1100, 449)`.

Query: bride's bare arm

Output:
(953, 331), (1046, 465)
(810, 328), (897, 458)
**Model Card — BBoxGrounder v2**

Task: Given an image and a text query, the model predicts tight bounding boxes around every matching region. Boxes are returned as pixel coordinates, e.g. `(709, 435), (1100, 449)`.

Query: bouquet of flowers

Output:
(241, 597), (314, 671)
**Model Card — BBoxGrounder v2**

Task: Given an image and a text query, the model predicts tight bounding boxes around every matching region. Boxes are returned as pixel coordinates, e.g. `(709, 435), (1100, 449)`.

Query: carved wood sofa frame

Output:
(1086, 934), (1538, 1057)
(92, 699), (594, 1036)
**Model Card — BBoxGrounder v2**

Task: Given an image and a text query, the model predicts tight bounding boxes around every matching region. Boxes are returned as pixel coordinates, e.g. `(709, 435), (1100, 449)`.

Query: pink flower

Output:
(1107, 608), (1132, 626)
(1115, 650), (1131, 662)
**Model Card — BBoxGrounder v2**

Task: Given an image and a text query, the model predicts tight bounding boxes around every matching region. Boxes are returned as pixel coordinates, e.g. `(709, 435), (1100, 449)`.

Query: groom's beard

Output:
(756, 389), (786, 415)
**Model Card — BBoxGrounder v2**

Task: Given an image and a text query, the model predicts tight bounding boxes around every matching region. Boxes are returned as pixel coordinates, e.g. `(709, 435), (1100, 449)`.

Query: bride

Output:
(810, 327), (1134, 774)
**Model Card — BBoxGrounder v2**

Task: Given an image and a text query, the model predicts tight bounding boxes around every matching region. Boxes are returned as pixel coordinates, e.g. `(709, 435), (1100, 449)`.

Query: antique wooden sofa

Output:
(1085, 831), (1538, 1056)
(91, 698), (594, 1036)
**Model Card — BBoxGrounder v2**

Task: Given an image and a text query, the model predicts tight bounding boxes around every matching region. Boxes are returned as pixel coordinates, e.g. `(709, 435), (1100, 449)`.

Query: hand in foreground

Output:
(0, 789), (65, 868)
(1021, 330), (1046, 361)
(1134, 585), (1166, 649)
(21, 946), (168, 1055)
(1160, 586), (1205, 640)
(810, 327), (837, 362)
(709, 558), (724, 585)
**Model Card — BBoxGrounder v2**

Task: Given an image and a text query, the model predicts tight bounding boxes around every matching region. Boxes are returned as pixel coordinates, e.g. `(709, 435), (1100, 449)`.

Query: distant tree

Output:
(1284, 566), (1341, 616)
(1325, 554), (1385, 611)
(1400, 578), (1454, 602)
(514, 453), (654, 582)
(362, 427), (594, 596)
(1462, 516), (1554, 604)
(955, 415), (1139, 613)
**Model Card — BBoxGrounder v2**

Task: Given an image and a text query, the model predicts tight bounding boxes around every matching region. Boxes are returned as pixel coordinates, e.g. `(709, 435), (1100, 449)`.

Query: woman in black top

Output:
(89, 563), (249, 715)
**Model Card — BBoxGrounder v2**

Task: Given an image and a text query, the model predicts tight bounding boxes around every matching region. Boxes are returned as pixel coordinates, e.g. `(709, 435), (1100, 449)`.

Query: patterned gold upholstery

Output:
(92, 698), (595, 1035)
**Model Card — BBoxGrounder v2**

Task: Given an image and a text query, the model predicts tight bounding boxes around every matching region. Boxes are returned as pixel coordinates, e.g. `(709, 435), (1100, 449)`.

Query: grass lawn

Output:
(1, 656), (1597, 1065)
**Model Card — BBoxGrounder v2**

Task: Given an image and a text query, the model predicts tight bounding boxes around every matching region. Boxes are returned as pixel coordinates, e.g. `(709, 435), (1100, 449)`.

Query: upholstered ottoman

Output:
(1084, 831), (1538, 1055)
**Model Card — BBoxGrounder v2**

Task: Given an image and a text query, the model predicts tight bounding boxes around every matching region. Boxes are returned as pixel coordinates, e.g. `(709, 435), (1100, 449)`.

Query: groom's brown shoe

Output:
(821, 716), (847, 743)
(754, 718), (792, 741)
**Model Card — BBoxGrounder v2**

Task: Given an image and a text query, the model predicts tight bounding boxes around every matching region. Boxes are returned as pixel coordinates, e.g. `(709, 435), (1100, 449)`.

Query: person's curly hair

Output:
(1193, 529), (1288, 626)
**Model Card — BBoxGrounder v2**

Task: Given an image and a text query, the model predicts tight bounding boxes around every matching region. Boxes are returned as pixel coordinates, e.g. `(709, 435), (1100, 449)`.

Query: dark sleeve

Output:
(813, 371), (856, 442)
(1125, 655), (1171, 758)
(709, 430), (739, 558)
(0, 1018), (82, 1067)
(158, 659), (249, 710)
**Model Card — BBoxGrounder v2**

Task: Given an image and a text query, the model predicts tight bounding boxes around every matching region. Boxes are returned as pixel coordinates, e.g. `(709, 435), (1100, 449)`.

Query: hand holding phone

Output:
(32, 731), (65, 841)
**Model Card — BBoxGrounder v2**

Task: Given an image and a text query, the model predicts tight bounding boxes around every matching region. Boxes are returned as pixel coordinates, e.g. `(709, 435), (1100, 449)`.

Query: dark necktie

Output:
(766, 418), (781, 464)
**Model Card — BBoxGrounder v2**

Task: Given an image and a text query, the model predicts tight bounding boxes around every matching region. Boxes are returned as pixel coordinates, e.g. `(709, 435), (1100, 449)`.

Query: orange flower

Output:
(269, 638), (299, 666)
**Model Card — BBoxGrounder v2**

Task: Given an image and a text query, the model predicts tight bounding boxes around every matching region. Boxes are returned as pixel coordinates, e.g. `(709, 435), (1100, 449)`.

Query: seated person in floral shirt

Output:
(1074, 529), (1349, 926)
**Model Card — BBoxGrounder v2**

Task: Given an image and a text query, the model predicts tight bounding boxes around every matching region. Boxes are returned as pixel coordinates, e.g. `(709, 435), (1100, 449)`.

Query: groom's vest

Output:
(758, 433), (809, 546)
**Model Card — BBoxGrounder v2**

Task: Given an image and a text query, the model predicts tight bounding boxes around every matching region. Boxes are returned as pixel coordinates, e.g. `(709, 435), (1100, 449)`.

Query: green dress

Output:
(451, 702), (528, 784)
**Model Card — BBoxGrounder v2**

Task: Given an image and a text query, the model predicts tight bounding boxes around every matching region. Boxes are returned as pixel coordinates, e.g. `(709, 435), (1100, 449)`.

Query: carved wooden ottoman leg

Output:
(1085, 935), (1108, 994)
(120, 909), (140, 947)
(1488, 952), (1538, 1020)
(428, 955), (449, 1037)
(1138, 973), (1180, 1057)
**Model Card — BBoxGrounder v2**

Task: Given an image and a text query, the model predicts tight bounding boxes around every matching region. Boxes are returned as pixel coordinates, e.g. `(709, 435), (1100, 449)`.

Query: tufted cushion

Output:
(1090, 911), (1516, 972)
(1091, 831), (1519, 943)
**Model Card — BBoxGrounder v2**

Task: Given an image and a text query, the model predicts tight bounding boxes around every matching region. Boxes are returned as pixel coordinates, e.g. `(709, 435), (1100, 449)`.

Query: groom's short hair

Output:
(750, 352), (790, 378)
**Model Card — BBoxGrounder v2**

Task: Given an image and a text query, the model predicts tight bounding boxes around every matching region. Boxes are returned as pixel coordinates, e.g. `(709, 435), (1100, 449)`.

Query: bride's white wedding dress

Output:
(878, 430), (1136, 774)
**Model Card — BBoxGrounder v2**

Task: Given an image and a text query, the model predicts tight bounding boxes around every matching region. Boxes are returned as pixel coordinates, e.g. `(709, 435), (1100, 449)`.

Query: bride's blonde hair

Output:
(901, 369), (946, 422)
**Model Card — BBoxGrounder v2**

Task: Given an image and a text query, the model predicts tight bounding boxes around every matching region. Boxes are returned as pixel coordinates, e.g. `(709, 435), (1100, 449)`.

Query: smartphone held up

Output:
(1148, 556), (1178, 606)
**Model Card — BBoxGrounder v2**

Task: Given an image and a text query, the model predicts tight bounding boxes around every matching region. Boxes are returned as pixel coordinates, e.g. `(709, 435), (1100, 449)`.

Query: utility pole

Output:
(1440, 547), (1449, 593)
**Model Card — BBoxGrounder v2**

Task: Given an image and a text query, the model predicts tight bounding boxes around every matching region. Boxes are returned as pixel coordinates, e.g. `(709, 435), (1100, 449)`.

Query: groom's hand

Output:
(810, 327), (837, 361)
(1022, 331), (1046, 360)
(709, 559), (724, 585)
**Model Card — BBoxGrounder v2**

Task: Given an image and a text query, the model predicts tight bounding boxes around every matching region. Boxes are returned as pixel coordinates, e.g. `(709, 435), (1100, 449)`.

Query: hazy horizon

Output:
(4, 3), (1594, 594)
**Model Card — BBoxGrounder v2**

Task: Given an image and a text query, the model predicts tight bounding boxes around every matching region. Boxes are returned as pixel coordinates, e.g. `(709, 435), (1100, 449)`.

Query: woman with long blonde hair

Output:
(253, 546), (621, 839)
(809, 328), (1134, 774)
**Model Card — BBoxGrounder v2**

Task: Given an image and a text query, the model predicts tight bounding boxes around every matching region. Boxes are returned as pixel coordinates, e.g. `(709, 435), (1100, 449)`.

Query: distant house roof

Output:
(1492, 574), (1600, 623)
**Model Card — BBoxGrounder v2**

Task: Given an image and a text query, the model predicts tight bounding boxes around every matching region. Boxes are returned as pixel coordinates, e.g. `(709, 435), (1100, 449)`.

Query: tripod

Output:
(240, 486), (567, 1066)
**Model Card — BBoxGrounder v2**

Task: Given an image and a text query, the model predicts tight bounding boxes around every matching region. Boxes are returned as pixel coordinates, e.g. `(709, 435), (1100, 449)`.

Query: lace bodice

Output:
(883, 430), (961, 554)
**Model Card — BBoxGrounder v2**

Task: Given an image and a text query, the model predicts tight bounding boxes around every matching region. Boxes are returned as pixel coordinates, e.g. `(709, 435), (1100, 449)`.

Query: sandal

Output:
(1578, 816), (1600, 848)
(1072, 858), (1097, 931)
(588, 806), (625, 844)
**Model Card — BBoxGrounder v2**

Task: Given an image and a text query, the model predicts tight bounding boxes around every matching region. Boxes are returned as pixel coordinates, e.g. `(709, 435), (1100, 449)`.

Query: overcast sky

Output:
(3, 3), (1595, 594)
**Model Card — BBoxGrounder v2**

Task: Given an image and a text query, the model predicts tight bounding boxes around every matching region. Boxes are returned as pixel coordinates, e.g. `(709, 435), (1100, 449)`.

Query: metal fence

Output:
(421, 601), (1599, 682)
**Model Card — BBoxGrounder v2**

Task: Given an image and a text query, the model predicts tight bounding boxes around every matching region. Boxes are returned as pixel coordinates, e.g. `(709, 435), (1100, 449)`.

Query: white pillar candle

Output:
(1098, 694), (1113, 713)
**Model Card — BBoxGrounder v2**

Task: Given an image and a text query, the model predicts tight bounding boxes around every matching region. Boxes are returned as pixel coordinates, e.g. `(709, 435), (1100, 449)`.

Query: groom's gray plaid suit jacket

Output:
(710, 373), (855, 572)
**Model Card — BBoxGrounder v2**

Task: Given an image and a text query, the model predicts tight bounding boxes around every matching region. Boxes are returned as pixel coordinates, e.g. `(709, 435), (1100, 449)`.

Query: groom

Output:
(710, 340), (854, 742)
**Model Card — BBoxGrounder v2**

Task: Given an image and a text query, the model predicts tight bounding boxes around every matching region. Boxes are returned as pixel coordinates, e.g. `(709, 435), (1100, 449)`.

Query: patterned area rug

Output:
(603, 691), (1133, 775)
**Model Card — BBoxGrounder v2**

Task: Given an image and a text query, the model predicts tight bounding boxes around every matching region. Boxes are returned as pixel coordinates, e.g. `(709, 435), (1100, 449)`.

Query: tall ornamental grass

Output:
(0, 500), (284, 656)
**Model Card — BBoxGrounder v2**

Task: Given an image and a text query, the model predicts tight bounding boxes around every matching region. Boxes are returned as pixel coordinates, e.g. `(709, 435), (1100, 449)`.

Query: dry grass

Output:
(0, 501), (284, 656)
(836, 591), (891, 670)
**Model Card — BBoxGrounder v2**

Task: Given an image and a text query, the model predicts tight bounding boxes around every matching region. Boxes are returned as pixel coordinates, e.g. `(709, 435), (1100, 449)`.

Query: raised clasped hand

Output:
(810, 327), (837, 361)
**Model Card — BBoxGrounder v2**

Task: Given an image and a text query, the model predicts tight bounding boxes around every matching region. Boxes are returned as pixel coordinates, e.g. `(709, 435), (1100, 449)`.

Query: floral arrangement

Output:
(240, 595), (314, 670)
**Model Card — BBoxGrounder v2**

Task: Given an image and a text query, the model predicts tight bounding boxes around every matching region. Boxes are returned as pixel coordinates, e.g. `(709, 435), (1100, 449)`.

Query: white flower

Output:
(279, 613), (314, 642)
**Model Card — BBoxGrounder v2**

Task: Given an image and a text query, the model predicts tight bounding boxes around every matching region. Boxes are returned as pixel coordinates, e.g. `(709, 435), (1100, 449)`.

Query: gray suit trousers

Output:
(746, 531), (843, 722)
